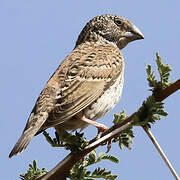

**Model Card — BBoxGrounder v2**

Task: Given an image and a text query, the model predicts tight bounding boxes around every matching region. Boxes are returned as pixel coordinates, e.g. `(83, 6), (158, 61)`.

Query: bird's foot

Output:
(96, 124), (108, 139)
(97, 127), (112, 153)
(81, 117), (108, 139)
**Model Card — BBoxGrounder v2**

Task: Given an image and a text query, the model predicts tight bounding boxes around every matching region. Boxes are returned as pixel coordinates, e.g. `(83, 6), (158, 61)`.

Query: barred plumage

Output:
(9, 14), (144, 158)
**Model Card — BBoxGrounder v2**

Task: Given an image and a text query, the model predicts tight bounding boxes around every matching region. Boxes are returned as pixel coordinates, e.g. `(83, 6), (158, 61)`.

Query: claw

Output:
(96, 125), (108, 139)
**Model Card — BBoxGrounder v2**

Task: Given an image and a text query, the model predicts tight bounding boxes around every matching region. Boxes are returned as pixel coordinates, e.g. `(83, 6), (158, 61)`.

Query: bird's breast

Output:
(84, 69), (124, 122)
(56, 66), (124, 131)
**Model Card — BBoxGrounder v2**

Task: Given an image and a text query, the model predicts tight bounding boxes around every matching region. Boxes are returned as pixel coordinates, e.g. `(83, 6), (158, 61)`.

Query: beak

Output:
(124, 24), (144, 40)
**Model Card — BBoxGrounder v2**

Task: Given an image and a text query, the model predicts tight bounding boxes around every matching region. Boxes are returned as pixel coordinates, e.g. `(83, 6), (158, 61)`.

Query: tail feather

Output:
(9, 130), (35, 158)
(9, 112), (48, 158)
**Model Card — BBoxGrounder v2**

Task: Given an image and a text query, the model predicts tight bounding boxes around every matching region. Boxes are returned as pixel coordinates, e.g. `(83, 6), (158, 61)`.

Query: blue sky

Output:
(1, 0), (180, 179)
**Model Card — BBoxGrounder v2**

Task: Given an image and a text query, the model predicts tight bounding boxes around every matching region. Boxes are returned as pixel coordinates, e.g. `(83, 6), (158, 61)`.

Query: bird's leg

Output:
(81, 117), (112, 152)
(81, 117), (108, 139)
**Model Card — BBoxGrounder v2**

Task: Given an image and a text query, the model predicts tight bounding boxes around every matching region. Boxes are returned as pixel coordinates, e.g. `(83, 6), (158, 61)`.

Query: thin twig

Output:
(143, 126), (180, 180)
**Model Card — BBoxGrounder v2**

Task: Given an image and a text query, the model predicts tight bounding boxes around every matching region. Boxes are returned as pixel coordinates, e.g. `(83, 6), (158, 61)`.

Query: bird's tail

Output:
(9, 112), (48, 158)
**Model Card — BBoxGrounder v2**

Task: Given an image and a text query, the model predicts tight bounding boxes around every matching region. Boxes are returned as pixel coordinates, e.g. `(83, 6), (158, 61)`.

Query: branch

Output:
(37, 79), (180, 180)
(154, 79), (180, 101)
(142, 126), (180, 180)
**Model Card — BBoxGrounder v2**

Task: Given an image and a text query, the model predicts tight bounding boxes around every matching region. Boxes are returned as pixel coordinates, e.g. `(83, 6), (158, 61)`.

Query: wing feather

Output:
(40, 43), (124, 129)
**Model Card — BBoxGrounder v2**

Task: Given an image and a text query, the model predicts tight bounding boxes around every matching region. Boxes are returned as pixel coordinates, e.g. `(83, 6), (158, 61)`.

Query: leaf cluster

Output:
(43, 130), (88, 153)
(69, 150), (118, 180)
(134, 96), (168, 127)
(146, 53), (171, 92)
(20, 160), (47, 180)
(113, 111), (134, 149)
(133, 52), (170, 127)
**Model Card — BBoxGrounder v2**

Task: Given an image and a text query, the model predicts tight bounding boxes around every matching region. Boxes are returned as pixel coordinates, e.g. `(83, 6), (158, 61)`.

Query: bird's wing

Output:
(43, 42), (124, 128)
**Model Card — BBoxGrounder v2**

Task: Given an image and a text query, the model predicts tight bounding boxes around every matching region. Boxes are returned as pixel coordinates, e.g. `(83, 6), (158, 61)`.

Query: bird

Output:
(9, 14), (144, 158)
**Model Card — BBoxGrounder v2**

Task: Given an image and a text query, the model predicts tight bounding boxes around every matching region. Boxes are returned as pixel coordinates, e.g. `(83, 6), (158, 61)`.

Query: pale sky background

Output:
(1, 0), (180, 179)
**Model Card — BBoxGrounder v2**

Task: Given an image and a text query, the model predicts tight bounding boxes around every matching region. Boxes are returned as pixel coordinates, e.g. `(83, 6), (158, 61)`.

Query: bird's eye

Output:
(114, 18), (122, 26)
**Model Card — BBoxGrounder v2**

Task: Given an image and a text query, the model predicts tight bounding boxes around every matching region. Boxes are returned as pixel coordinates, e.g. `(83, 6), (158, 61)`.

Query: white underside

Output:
(83, 69), (124, 126)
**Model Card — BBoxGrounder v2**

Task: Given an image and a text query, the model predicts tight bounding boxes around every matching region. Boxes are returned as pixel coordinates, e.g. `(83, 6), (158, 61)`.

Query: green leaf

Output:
(69, 150), (118, 179)
(20, 160), (47, 180)
(134, 95), (168, 127)
(99, 155), (119, 164)
(113, 110), (127, 124)
(113, 110), (134, 150)
(156, 53), (172, 87)
(90, 167), (117, 180)
(146, 64), (158, 88)
(43, 129), (88, 152)
(146, 53), (172, 93)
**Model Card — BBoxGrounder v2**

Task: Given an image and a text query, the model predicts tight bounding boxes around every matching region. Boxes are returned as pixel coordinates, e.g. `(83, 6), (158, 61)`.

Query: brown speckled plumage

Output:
(9, 14), (144, 158)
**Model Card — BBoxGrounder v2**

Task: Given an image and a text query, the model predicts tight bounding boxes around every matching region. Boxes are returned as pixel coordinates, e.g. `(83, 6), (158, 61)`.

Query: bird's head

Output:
(76, 14), (144, 49)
